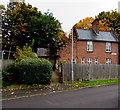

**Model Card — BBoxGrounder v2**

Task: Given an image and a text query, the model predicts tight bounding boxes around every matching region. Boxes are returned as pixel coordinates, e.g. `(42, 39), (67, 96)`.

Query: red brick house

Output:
(57, 19), (119, 65)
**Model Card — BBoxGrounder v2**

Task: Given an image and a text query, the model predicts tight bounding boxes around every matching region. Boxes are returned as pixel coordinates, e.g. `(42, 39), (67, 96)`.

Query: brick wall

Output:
(58, 38), (119, 65)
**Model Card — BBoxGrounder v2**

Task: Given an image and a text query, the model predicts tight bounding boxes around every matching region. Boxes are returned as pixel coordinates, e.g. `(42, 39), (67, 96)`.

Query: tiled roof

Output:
(76, 29), (119, 42)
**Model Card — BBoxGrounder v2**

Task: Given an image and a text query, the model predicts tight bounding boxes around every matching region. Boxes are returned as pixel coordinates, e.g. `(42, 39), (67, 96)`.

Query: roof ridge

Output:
(76, 29), (119, 42)
(76, 29), (112, 33)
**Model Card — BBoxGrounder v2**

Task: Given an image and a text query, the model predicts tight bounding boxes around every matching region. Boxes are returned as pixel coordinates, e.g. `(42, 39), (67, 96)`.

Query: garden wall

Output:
(62, 63), (119, 82)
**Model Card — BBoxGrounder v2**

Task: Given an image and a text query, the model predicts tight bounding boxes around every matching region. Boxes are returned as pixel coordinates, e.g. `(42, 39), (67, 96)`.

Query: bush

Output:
(6, 62), (20, 83)
(7, 58), (53, 85)
(2, 71), (15, 87)
(13, 44), (38, 61)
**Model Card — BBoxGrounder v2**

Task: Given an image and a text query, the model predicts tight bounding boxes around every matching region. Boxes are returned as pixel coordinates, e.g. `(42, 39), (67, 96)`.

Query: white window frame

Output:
(81, 57), (85, 64)
(106, 58), (111, 64)
(95, 58), (98, 64)
(71, 59), (76, 64)
(87, 41), (93, 52)
(106, 42), (111, 52)
(87, 58), (92, 64)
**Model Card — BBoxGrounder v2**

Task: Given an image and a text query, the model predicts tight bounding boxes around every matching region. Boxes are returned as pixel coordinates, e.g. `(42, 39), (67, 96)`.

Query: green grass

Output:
(65, 79), (120, 87)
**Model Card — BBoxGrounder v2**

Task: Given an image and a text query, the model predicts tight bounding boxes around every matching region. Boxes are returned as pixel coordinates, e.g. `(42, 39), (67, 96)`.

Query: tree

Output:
(97, 10), (120, 64)
(2, 2), (69, 59)
(29, 12), (61, 50)
(97, 10), (120, 38)
(75, 17), (110, 31)
(0, 5), (5, 37)
(75, 17), (94, 30)
(2, 2), (41, 51)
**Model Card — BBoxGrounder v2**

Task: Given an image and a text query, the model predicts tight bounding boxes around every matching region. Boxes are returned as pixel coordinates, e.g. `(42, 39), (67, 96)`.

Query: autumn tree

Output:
(97, 10), (120, 64)
(97, 10), (120, 38)
(2, 2), (41, 51)
(0, 5), (5, 55)
(75, 17), (110, 31)
(0, 5), (5, 31)
(75, 17), (94, 30)
(2, 2), (69, 58)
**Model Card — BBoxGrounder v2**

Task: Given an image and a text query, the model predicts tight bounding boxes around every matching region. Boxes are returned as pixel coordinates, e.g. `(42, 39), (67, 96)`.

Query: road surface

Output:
(2, 84), (119, 108)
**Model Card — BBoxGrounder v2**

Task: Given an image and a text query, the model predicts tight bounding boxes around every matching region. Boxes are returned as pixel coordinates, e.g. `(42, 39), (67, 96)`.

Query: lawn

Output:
(65, 79), (120, 87)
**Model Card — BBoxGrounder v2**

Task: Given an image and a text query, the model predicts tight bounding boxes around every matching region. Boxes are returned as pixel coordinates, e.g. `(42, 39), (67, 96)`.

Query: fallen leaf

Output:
(53, 91), (56, 93)
(34, 89), (37, 91)
(11, 92), (14, 94)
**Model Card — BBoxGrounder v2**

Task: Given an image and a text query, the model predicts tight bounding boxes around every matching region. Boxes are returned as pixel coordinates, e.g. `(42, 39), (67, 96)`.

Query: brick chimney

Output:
(92, 19), (99, 34)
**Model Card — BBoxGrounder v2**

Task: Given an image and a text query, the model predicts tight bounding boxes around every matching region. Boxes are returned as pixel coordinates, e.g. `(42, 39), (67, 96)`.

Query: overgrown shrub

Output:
(13, 44), (38, 61)
(6, 61), (20, 83)
(2, 71), (15, 87)
(7, 58), (53, 85)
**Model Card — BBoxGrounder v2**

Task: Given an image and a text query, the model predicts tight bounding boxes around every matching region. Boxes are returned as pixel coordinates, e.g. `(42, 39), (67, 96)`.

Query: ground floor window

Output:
(81, 57), (85, 64)
(71, 59), (76, 64)
(106, 58), (111, 64)
(95, 58), (98, 64)
(87, 58), (92, 64)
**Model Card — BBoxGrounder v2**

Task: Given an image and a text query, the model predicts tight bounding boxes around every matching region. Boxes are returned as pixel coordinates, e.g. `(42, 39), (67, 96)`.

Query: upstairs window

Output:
(106, 58), (111, 64)
(87, 41), (93, 52)
(87, 58), (92, 64)
(106, 42), (111, 52)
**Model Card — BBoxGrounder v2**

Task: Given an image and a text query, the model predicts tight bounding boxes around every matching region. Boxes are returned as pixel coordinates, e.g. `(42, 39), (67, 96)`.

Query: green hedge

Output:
(7, 58), (53, 85)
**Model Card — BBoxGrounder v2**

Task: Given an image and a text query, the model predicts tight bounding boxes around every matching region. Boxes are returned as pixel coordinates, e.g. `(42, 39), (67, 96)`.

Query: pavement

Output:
(2, 84), (119, 108)
(1, 83), (115, 100)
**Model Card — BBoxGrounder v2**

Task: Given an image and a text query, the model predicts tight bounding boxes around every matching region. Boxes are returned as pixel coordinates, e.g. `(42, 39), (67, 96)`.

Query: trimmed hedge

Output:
(7, 58), (53, 85)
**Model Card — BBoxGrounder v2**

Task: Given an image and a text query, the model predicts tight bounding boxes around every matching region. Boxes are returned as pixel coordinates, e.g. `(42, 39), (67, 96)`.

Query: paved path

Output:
(2, 84), (119, 108)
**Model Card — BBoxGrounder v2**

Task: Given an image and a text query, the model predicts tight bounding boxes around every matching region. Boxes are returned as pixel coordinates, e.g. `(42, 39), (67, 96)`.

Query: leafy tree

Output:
(97, 10), (120, 38)
(75, 17), (110, 31)
(0, 5), (5, 37)
(49, 29), (70, 56)
(29, 11), (70, 56)
(29, 12), (61, 50)
(2, 2), (41, 51)
(75, 17), (94, 30)
(97, 10), (120, 64)
(2, 2), (69, 58)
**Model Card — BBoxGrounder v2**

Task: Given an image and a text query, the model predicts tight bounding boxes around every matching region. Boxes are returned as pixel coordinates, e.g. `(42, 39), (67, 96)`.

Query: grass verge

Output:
(65, 79), (120, 87)
(2, 79), (120, 91)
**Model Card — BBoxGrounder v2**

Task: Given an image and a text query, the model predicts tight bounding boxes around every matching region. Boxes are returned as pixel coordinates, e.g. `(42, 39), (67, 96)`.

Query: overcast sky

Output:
(1, 0), (120, 34)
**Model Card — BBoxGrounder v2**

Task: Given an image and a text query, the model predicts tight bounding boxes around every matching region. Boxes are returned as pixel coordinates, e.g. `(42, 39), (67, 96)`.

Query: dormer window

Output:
(106, 42), (111, 52)
(87, 41), (93, 52)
